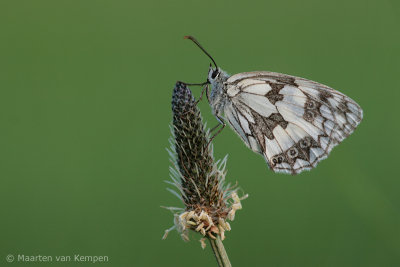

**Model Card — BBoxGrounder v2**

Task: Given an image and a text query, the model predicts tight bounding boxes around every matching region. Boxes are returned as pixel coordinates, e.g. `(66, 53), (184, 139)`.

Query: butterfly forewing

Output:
(224, 71), (363, 174)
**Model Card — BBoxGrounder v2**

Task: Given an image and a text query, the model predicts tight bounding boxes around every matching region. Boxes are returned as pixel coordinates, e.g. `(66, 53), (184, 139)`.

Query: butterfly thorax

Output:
(208, 68), (230, 116)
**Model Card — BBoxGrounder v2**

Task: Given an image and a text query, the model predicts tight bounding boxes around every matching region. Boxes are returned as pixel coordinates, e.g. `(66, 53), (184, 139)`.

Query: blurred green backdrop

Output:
(1, 0), (399, 266)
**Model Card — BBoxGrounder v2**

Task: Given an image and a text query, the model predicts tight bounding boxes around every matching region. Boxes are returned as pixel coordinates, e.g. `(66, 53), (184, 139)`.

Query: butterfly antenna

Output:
(184, 36), (218, 69)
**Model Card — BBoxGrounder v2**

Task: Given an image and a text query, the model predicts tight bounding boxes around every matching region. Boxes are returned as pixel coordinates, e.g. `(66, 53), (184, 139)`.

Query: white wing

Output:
(223, 71), (363, 175)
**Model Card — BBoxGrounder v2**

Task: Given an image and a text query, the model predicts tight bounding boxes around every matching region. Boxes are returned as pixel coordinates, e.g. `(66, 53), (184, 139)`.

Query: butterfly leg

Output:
(178, 82), (209, 117)
(180, 81), (209, 105)
(206, 83), (210, 102)
(193, 83), (208, 106)
(207, 115), (226, 147)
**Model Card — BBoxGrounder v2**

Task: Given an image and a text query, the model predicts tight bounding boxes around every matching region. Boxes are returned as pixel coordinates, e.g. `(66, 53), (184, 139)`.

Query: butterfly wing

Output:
(223, 71), (363, 174)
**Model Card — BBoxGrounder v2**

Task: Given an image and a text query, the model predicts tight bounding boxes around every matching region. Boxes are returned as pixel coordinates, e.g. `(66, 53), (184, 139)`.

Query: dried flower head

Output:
(163, 82), (247, 245)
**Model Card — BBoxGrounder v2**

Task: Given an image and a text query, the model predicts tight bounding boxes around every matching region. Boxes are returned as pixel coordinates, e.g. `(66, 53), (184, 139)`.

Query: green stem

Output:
(209, 236), (231, 267)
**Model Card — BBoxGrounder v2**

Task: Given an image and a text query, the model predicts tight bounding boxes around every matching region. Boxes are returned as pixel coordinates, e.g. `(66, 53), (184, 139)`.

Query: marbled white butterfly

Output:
(185, 36), (363, 175)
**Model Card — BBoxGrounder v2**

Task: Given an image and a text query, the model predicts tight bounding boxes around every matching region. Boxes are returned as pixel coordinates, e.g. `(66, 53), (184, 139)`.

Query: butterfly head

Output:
(207, 64), (229, 86)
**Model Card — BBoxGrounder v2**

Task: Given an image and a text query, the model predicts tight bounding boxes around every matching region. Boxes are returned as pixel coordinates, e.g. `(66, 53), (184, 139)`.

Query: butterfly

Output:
(184, 36), (363, 175)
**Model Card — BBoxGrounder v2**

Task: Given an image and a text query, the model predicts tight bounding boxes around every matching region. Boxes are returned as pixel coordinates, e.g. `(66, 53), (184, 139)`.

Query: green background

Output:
(1, 1), (399, 266)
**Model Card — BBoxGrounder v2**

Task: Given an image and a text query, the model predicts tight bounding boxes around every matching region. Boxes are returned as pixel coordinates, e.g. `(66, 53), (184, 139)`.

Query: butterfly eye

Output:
(211, 70), (219, 79)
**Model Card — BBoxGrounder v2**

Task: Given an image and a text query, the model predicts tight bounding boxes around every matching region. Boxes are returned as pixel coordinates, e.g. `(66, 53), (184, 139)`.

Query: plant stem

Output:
(209, 236), (231, 267)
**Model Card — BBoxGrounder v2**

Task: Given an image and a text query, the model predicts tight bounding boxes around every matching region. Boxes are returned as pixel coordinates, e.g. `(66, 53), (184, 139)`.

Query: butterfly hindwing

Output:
(224, 72), (363, 174)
